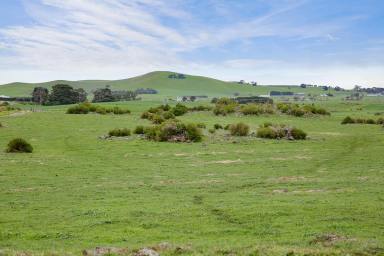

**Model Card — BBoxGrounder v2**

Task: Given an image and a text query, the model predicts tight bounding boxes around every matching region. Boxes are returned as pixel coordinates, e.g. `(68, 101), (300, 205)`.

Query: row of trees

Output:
(32, 84), (87, 105)
(32, 85), (137, 105)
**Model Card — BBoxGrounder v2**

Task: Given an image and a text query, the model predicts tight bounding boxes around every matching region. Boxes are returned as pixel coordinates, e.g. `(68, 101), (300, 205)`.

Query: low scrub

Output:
(141, 104), (188, 124)
(229, 122), (250, 136)
(277, 103), (330, 117)
(143, 120), (203, 142)
(6, 138), (33, 153)
(341, 116), (384, 125)
(214, 123), (223, 130)
(108, 128), (131, 137)
(133, 125), (145, 135)
(188, 105), (213, 112)
(213, 98), (238, 116)
(67, 103), (130, 115)
(257, 124), (307, 140)
(240, 103), (275, 115)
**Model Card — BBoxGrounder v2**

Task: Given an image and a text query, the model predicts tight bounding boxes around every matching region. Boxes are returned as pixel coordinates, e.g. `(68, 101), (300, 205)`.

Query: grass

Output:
(0, 94), (383, 255)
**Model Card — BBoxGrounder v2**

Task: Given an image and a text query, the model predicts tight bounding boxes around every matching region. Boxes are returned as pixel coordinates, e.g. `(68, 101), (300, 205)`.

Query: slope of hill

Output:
(0, 71), (330, 98)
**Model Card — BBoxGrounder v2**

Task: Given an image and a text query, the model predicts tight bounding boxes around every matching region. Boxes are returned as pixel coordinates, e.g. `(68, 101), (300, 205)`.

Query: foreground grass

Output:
(0, 99), (383, 255)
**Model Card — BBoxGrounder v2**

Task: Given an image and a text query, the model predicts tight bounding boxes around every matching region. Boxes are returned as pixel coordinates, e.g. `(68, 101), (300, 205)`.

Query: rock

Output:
(134, 248), (159, 256)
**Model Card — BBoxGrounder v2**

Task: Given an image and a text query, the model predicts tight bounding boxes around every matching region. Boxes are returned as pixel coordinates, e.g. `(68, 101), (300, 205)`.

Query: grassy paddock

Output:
(0, 97), (383, 255)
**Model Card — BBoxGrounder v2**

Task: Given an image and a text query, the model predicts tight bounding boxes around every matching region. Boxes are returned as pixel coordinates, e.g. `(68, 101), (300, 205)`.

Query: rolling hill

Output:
(0, 71), (330, 98)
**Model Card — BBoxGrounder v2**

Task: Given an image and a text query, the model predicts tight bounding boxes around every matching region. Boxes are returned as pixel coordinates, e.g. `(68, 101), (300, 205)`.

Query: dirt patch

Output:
(174, 153), (188, 156)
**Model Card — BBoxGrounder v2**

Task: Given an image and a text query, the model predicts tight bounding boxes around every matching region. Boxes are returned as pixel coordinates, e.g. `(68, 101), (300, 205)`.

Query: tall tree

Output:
(31, 87), (49, 105)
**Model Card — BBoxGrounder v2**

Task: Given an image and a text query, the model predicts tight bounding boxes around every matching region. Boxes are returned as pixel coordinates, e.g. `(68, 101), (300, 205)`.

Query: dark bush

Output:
(186, 123), (203, 142)
(341, 116), (355, 124)
(208, 128), (215, 134)
(214, 123), (223, 130)
(291, 128), (307, 140)
(256, 127), (278, 139)
(143, 120), (202, 142)
(67, 103), (130, 115)
(133, 125), (145, 134)
(189, 105), (213, 111)
(163, 111), (175, 120)
(229, 122), (250, 136)
(108, 128), (131, 137)
(66, 103), (90, 114)
(377, 117), (384, 125)
(6, 138), (33, 153)
(172, 103), (189, 116)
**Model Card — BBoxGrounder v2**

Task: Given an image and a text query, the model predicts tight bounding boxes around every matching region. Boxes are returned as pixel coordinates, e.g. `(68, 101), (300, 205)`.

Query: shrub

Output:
(133, 125), (145, 134)
(6, 138), (33, 153)
(141, 111), (153, 119)
(256, 127), (278, 139)
(172, 103), (189, 116)
(366, 119), (376, 124)
(143, 120), (202, 142)
(261, 122), (273, 128)
(224, 124), (230, 130)
(186, 123), (203, 142)
(189, 105), (213, 112)
(214, 123), (223, 130)
(291, 128), (307, 140)
(341, 116), (355, 124)
(208, 128), (215, 134)
(240, 104), (275, 115)
(0, 122), (2, 128)
(257, 124), (307, 140)
(151, 114), (165, 124)
(162, 111), (175, 120)
(66, 103), (90, 114)
(377, 117), (384, 125)
(229, 122), (250, 136)
(213, 104), (236, 116)
(108, 128), (131, 137)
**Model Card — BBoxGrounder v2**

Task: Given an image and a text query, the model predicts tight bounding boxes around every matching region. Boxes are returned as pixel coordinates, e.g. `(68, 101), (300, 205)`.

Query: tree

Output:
(32, 87), (49, 105)
(74, 88), (87, 102)
(48, 84), (80, 105)
(92, 87), (114, 102)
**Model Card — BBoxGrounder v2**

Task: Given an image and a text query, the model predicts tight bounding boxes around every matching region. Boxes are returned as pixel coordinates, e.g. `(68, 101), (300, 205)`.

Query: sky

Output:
(0, 0), (383, 88)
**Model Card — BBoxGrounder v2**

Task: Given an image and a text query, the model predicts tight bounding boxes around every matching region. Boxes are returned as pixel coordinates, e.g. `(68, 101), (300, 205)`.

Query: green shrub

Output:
(172, 103), (189, 116)
(208, 128), (215, 134)
(229, 122), (250, 136)
(189, 105), (213, 111)
(133, 125), (145, 134)
(341, 116), (355, 124)
(141, 111), (153, 119)
(163, 111), (175, 120)
(151, 114), (165, 124)
(240, 104), (275, 115)
(6, 138), (33, 153)
(291, 128), (307, 140)
(66, 103), (90, 114)
(261, 122), (273, 128)
(377, 118), (384, 125)
(108, 128), (131, 137)
(224, 124), (230, 130)
(186, 123), (203, 142)
(143, 120), (202, 142)
(213, 104), (236, 116)
(214, 123), (223, 130)
(366, 119), (376, 124)
(256, 127), (278, 139)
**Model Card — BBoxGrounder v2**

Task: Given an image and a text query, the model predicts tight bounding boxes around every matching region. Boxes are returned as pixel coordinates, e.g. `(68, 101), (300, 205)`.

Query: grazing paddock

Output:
(0, 97), (383, 255)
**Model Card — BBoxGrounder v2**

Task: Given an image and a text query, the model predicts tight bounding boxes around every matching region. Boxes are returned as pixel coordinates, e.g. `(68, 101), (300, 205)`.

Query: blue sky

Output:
(0, 0), (383, 87)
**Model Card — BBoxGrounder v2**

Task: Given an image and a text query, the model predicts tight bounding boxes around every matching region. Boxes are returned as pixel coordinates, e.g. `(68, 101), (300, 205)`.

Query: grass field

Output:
(0, 78), (384, 255)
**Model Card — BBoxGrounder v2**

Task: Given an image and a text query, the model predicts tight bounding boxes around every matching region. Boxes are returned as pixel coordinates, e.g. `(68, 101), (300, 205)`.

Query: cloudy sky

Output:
(0, 0), (383, 87)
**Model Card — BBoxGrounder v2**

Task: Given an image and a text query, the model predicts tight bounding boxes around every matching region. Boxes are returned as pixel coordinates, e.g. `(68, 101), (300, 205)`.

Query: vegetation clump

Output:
(228, 122), (250, 136)
(133, 125), (145, 135)
(257, 124), (307, 140)
(277, 103), (330, 116)
(213, 97), (238, 116)
(214, 123), (223, 130)
(240, 103), (275, 115)
(6, 138), (33, 153)
(143, 120), (203, 142)
(66, 103), (130, 115)
(341, 116), (384, 125)
(108, 128), (131, 137)
(141, 104), (189, 124)
(188, 105), (213, 112)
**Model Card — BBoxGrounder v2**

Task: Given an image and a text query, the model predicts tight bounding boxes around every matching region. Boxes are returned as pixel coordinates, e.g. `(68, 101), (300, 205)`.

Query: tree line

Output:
(32, 84), (137, 105)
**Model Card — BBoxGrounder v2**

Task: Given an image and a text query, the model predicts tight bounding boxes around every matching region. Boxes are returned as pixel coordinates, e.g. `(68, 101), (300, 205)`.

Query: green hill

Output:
(0, 71), (331, 98)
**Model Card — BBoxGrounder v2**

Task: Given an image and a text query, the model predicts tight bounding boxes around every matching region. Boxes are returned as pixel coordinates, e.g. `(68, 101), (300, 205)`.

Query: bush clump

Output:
(229, 122), (250, 136)
(213, 98), (238, 116)
(214, 123), (223, 130)
(133, 125), (145, 134)
(196, 123), (206, 129)
(277, 103), (329, 117)
(240, 104), (275, 115)
(341, 116), (355, 124)
(172, 103), (189, 116)
(108, 128), (131, 137)
(143, 120), (203, 142)
(188, 105), (213, 112)
(6, 138), (33, 153)
(67, 103), (130, 115)
(341, 116), (383, 125)
(256, 124), (306, 140)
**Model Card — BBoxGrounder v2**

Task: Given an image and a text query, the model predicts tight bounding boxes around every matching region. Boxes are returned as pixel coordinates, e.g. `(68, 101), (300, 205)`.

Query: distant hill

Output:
(0, 71), (327, 97)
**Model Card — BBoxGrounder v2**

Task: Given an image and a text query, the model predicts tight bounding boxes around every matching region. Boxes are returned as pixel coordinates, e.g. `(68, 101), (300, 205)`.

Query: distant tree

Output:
(93, 87), (114, 102)
(74, 88), (87, 102)
(31, 87), (49, 105)
(48, 84), (81, 105)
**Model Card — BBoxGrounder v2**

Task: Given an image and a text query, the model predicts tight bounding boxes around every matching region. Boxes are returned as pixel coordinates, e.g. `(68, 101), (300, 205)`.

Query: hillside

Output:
(0, 71), (331, 98)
